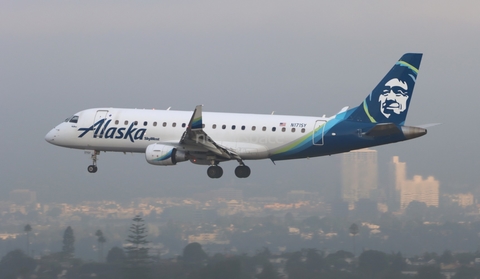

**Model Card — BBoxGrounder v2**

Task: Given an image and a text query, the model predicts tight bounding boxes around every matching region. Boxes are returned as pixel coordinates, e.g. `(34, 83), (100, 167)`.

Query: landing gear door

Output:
(94, 110), (109, 124)
(312, 120), (326, 146)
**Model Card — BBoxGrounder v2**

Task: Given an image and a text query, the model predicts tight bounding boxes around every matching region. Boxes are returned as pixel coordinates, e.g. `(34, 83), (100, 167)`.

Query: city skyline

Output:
(0, 172), (477, 260)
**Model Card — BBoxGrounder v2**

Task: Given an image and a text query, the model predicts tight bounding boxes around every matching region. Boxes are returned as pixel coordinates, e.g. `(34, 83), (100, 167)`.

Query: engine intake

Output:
(145, 144), (187, 166)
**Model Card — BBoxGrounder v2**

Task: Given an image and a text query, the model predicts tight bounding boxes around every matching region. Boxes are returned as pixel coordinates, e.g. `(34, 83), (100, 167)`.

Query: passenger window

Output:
(182, 123), (186, 128)
(222, 125), (226, 130)
(153, 122), (157, 127)
(291, 128), (296, 132)
(241, 126), (245, 130)
(252, 126), (256, 131)
(272, 127), (276, 132)
(232, 125), (236, 130)
(282, 127), (286, 132)
(124, 121), (129, 125)
(301, 128), (305, 133)
(115, 120), (119, 125)
(212, 124), (217, 129)
(163, 122), (167, 127)
(69, 116), (79, 123)
(172, 123), (176, 127)
(143, 121), (148, 126)
(262, 126), (266, 131)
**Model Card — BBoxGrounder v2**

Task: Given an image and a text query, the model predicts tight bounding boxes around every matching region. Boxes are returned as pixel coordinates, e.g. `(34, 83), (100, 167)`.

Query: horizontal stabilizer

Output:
(364, 123), (402, 137)
(337, 106), (350, 115)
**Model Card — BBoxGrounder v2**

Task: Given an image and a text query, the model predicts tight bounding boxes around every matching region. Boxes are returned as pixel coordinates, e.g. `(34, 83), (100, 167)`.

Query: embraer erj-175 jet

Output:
(46, 53), (427, 179)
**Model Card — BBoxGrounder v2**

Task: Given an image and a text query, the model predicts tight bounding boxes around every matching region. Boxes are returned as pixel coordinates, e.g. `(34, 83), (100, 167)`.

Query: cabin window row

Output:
(113, 120), (191, 127)
(111, 120), (306, 133)
(211, 124), (305, 133)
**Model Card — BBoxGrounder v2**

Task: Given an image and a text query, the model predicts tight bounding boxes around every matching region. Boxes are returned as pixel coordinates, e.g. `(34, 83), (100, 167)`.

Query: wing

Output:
(179, 105), (241, 161)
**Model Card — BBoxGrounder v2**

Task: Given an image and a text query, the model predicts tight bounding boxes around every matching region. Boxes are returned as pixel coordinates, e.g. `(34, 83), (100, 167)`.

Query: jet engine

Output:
(145, 144), (187, 166)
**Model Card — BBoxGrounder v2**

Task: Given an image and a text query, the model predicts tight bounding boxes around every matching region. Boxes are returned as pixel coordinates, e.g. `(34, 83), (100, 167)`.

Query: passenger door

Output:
(312, 120), (326, 146)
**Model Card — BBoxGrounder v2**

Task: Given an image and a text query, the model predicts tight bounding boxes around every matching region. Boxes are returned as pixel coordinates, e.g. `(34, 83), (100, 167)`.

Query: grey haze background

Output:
(1, 1), (477, 202)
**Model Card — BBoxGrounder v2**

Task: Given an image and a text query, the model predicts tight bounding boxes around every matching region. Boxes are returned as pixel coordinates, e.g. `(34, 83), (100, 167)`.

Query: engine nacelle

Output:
(145, 144), (187, 166)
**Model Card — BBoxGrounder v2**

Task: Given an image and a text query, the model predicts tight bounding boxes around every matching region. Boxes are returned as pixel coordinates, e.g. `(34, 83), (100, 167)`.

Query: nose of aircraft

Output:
(45, 128), (58, 144)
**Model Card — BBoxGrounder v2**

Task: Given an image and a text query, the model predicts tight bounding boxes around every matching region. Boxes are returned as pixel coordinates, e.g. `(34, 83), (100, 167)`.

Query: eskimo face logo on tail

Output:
(379, 78), (409, 118)
(78, 119), (146, 143)
(360, 56), (420, 125)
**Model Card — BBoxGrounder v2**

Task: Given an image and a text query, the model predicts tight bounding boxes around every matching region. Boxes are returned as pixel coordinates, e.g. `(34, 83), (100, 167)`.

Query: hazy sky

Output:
(1, 1), (478, 202)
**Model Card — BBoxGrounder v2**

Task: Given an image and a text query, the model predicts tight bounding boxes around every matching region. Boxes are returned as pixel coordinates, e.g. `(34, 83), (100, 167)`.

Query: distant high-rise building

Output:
(387, 156), (407, 210)
(453, 193), (475, 208)
(391, 156), (440, 211)
(392, 156), (406, 194)
(341, 149), (378, 208)
(400, 176), (439, 210)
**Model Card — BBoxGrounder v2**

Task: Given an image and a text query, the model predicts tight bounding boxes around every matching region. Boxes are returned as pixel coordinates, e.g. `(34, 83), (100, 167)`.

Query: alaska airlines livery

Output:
(46, 53), (427, 178)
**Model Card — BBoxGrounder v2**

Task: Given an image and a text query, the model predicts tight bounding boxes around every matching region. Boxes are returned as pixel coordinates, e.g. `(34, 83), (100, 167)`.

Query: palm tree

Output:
(24, 224), (32, 256)
(349, 223), (359, 256)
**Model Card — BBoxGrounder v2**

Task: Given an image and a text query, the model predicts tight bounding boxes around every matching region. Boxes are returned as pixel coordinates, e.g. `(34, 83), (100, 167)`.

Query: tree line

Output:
(2, 216), (480, 279)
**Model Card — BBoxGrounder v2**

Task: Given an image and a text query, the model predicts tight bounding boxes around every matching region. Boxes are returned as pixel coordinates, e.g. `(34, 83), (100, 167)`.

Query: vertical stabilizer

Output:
(348, 53), (422, 125)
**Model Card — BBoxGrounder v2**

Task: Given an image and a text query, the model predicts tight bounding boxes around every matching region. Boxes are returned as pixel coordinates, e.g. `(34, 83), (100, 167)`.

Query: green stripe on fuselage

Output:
(273, 123), (325, 155)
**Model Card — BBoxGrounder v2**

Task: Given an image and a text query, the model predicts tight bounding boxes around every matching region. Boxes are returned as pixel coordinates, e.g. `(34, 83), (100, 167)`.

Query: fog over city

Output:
(1, 1), (478, 201)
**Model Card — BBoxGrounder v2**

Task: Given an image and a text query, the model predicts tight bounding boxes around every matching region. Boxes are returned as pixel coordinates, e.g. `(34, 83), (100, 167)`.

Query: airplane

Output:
(45, 53), (427, 179)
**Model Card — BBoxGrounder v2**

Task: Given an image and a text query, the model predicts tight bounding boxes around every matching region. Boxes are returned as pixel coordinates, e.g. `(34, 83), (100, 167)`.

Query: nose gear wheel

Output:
(87, 151), (99, 173)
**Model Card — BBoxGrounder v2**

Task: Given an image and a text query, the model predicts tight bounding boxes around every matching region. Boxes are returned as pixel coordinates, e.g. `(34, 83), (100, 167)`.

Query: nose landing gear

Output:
(87, 165), (98, 173)
(87, 151), (99, 173)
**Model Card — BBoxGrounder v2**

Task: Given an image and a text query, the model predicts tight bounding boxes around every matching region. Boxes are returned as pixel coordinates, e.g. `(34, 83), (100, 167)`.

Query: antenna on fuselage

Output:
(167, 107), (171, 111)
(271, 111), (275, 115)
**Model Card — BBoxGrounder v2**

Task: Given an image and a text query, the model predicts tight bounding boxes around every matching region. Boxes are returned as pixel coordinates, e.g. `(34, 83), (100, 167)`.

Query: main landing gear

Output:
(206, 163), (251, 179)
(87, 151), (99, 173)
(207, 165), (223, 179)
(235, 165), (251, 178)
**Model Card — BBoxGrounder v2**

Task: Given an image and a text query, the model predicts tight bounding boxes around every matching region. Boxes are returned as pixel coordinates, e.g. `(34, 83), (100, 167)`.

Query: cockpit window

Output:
(69, 116), (79, 123)
(65, 115), (78, 122)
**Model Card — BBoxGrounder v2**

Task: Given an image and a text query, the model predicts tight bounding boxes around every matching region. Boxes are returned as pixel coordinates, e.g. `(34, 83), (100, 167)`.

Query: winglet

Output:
(188, 105), (203, 130)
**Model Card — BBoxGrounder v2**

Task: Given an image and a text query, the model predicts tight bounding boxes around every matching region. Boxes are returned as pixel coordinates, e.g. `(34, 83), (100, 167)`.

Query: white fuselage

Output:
(46, 108), (330, 160)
